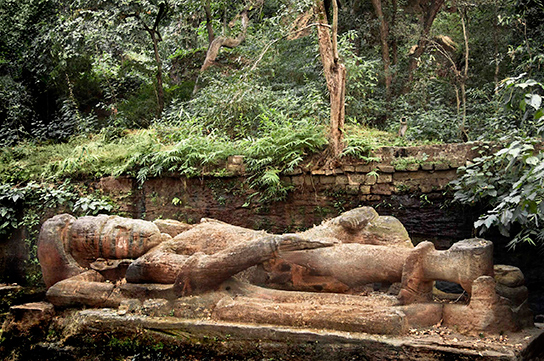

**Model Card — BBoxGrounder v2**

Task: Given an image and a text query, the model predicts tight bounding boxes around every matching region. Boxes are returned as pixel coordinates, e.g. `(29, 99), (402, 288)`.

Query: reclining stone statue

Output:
(37, 207), (532, 335)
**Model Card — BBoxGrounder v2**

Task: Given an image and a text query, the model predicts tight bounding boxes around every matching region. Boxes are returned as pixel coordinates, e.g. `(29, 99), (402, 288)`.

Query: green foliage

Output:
(120, 131), (237, 182)
(339, 31), (380, 122)
(121, 119), (327, 202)
(499, 75), (544, 136)
(452, 75), (544, 248)
(402, 108), (463, 143)
(452, 141), (544, 248)
(243, 120), (327, 202)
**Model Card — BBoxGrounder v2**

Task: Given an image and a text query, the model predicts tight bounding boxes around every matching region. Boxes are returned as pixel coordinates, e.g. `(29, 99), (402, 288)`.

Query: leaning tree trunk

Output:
(193, 10), (249, 94)
(200, 10), (249, 72)
(406, 0), (446, 85)
(316, 0), (346, 158)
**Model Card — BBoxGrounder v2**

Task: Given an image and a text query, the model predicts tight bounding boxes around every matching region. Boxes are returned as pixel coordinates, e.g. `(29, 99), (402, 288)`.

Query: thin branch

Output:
(250, 23), (331, 72)
(460, 10), (469, 79)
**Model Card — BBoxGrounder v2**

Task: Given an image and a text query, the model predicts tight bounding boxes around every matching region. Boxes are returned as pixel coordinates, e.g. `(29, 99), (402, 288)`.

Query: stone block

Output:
(405, 163), (420, 171)
(226, 162), (245, 174)
(393, 171), (429, 181)
(361, 194), (381, 201)
(142, 298), (171, 317)
(292, 175), (305, 186)
(285, 168), (303, 176)
(118, 299), (142, 315)
(303, 175), (314, 187)
(419, 184), (434, 193)
(421, 163), (434, 171)
(346, 185), (360, 195)
(494, 265), (525, 287)
(372, 184), (393, 195)
(97, 176), (133, 194)
(342, 165), (355, 172)
(228, 155), (244, 165)
(377, 174), (393, 184)
(320, 176), (336, 185)
(355, 165), (372, 173)
(360, 186), (371, 195)
(377, 165), (395, 173)
(311, 169), (326, 175)
(435, 169), (458, 177)
(449, 158), (465, 168)
(365, 174), (377, 185)
(349, 173), (366, 184)
(6, 302), (55, 336)
(434, 163), (450, 170)
(334, 168), (344, 174)
(336, 175), (349, 185)
(10, 302), (54, 321)
(495, 284), (528, 307)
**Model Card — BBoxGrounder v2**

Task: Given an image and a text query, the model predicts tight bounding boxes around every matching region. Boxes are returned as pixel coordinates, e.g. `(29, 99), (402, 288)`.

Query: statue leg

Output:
(46, 270), (123, 308)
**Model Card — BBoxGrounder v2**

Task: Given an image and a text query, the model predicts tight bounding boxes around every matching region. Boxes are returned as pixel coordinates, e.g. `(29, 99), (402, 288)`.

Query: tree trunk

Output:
(407, 0), (446, 85)
(193, 9), (249, 94)
(459, 9), (469, 141)
(204, 0), (214, 44)
(316, 0), (346, 158)
(391, 0), (398, 66)
(371, 0), (392, 97)
(200, 9), (248, 73)
(150, 30), (165, 118)
(492, 0), (500, 93)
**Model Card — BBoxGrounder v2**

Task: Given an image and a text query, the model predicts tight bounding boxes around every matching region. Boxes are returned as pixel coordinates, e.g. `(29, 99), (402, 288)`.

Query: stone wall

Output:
(94, 143), (482, 246)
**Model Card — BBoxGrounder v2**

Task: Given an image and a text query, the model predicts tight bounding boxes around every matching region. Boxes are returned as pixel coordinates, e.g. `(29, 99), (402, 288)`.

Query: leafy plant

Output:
(452, 140), (544, 248)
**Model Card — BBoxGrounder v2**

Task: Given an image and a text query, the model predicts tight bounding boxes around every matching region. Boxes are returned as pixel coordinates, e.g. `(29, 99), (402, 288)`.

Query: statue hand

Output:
(275, 234), (337, 253)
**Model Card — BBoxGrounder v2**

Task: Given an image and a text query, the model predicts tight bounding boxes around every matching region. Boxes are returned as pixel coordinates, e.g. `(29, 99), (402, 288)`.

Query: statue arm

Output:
(173, 234), (335, 296)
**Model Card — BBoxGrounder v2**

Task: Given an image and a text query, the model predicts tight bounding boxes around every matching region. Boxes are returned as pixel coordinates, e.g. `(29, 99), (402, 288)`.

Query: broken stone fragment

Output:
(4, 302), (55, 337)
(494, 264), (525, 287)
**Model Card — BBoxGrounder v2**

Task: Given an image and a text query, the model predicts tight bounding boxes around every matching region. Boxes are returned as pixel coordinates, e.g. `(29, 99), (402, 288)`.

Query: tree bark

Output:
(459, 9), (469, 141)
(371, 0), (392, 97)
(193, 9), (249, 94)
(316, 0), (346, 158)
(200, 10), (249, 72)
(204, 0), (214, 44)
(391, 0), (398, 66)
(492, 0), (499, 93)
(149, 30), (165, 118)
